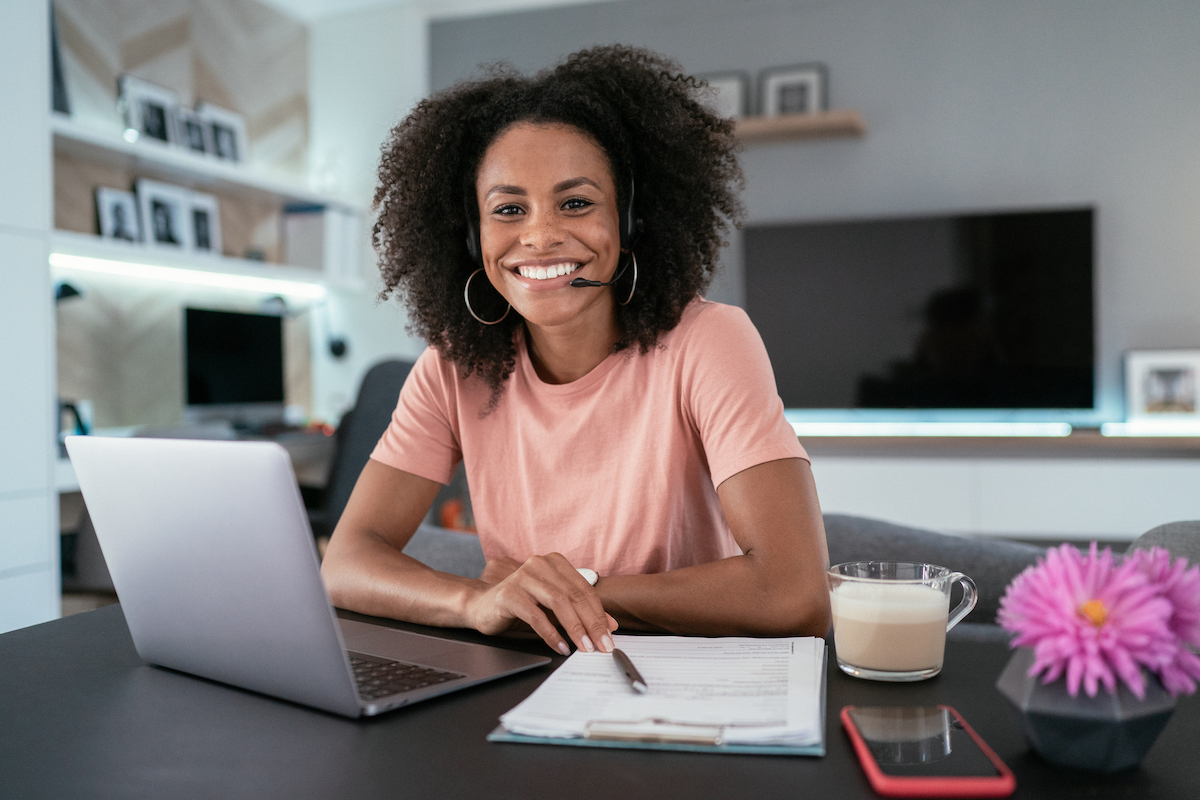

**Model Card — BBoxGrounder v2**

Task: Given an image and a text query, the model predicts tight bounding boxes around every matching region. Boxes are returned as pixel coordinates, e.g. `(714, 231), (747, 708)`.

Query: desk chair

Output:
(306, 359), (487, 580)
(309, 359), (413, 544)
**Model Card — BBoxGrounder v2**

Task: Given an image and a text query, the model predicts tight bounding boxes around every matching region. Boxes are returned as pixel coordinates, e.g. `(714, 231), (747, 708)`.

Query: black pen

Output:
(613, 648), (648, 694)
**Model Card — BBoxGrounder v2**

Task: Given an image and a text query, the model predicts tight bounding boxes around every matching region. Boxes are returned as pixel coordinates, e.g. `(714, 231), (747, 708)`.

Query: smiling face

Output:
(475, 122), (623, 336)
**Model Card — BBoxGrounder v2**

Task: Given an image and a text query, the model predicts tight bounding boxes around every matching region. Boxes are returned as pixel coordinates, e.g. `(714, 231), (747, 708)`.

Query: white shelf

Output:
(51, 114), (360, 213)
(50, 230), (331, 294)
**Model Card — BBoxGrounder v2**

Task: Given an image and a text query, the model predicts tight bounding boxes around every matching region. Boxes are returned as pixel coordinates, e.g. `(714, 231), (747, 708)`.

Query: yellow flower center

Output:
(1079, 598), (1108, 626)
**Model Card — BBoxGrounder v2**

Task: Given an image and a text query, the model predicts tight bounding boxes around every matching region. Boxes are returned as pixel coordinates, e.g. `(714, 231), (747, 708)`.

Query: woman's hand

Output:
(464, 553), (618, 655)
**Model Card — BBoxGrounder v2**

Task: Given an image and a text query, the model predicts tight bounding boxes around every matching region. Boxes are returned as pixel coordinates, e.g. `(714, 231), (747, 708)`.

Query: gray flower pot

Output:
(995, 647), (1177, 772)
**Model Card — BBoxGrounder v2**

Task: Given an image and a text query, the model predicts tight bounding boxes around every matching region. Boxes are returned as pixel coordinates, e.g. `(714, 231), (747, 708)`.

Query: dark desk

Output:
(2, 606), (1197, 800)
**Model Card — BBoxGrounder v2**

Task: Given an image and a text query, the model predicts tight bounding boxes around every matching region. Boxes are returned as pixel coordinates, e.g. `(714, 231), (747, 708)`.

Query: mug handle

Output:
(946, 573), (978, 632)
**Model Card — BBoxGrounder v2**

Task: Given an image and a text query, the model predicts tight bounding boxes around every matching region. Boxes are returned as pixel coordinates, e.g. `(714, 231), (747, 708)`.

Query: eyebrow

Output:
(484, 177), (603, 198)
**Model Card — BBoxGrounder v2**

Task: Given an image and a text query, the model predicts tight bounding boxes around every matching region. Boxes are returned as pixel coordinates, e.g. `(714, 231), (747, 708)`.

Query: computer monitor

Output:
(183, 307), (285, 427)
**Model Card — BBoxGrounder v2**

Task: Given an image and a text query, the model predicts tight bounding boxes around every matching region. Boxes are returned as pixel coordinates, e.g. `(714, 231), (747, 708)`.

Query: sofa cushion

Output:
(823, 513), (1045, 625)
(401, 524), (486, 579)
(1128, 520), (1200, 564)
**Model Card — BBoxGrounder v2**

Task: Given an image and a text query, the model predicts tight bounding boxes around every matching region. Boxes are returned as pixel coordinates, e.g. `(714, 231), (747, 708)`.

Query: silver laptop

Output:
(65, 435), (549, 718)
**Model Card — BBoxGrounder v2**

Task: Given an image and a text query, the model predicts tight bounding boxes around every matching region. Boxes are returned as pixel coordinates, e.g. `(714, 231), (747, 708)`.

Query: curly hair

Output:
(373, 45), (744, 407)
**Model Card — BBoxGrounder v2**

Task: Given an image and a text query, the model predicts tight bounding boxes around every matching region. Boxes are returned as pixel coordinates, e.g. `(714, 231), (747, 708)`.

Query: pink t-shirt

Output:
(370, 298), (807, 576)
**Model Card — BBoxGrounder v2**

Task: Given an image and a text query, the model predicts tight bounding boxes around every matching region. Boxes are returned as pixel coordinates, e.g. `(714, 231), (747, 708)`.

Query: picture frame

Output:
(118, 75), (179, 145)
(94, 187), (141, 243)
(196, 102), (248, 163)
(1124, 350), (1200, 420)
(173, 107), (211, 156)
(136, 179), (193, 251)
(759, 63), (829, 117)
(188, 192), (222, 255)
(697, 71), (751, 120)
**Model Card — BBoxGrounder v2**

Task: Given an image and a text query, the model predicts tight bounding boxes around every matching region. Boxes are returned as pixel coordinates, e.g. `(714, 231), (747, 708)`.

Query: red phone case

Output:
(840, 705), (1016, 798)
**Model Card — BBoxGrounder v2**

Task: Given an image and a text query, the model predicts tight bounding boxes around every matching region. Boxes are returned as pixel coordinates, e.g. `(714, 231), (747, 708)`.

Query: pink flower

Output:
(998, 543), (1176, 699)
(1126, 547), (1200, 695)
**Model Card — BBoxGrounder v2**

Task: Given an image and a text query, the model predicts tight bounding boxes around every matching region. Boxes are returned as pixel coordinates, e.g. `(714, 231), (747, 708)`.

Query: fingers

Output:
(470, 554), (614, 656)
(532, 553), (614, 654)
(508, 594), (572, 656)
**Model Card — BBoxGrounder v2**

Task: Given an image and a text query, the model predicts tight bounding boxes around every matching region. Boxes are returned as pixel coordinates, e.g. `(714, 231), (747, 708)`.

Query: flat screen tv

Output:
(744, 208), (1094, 415)
(184, 307), (285, 426)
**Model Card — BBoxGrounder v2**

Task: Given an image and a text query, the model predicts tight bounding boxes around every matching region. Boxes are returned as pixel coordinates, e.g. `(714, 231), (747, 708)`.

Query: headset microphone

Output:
(571, 177), (640, 288)
(568, 256), (628, 287)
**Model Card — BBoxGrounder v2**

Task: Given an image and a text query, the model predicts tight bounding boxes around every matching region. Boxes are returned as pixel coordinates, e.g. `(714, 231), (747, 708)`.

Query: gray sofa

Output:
(401, 515), (1200, 643)
(824, 514), (1045, 642)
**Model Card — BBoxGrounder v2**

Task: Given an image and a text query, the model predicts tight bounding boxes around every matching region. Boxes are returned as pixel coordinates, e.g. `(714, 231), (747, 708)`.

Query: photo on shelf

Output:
(174, 107), (210, 156)
(197, 103), (248, 163)
(136, 179), (193, 251)
(94, 187), (141, 243)
(188, 192), (223, 255)
(1125, 350), (1200, 420)
(697, 71), (751, 120)
(759, 63), (828, 116)
(51, 5), (70, 115)
(118, 75), (179, 145)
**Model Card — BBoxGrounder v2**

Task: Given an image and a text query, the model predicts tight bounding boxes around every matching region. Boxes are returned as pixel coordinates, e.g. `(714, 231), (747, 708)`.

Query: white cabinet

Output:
(0, 3), (51, 234)
(0, 1), (56, 633)
(809, 440), (1200, 541)
(974, 460), (1200, 539)
(0, 231), (53, 495)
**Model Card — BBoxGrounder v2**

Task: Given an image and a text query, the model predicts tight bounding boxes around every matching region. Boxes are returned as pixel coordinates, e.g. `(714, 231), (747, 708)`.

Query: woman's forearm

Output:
(598, 458), (832, 637)
(321, 527), (483, 628)
(597, 551), (830, 637)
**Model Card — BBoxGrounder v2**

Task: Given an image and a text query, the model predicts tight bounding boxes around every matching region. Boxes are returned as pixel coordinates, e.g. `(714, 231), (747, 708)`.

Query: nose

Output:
(519, 205), (564, 251)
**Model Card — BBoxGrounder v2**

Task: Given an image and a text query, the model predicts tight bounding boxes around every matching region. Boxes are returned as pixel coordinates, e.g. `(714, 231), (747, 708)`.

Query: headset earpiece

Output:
(464, 199), (482, 266)
(620, 177), (643, 251)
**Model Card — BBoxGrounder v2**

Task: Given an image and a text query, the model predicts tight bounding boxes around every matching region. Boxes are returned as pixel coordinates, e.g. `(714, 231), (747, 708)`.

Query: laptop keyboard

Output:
(349, 654), (466, 701)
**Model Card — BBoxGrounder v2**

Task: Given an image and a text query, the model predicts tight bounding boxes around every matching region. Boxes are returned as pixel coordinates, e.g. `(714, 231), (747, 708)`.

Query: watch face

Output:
(577, 568), (598, 586)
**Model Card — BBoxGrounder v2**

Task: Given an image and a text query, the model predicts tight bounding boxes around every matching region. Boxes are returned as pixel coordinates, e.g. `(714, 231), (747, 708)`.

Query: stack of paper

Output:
(498, 635), (824, 746)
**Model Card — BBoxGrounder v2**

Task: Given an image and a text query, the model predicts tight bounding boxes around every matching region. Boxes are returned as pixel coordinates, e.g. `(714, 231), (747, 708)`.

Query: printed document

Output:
(499, 635), (824, 745)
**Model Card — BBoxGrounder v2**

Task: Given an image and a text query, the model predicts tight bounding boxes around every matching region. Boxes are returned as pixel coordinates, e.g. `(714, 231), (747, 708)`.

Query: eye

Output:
(492, 203), (524, 216)
(562, 197), (594, 211)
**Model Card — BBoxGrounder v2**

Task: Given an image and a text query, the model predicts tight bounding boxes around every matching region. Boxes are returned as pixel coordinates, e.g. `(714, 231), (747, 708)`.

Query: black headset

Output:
(464, 177), (642, 267)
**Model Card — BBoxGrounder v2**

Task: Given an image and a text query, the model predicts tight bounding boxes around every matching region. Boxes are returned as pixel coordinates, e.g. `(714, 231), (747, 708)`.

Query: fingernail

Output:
(601, 634), (614, 653)
(557, 641), (570, 656)
(581, 635), (595, 653)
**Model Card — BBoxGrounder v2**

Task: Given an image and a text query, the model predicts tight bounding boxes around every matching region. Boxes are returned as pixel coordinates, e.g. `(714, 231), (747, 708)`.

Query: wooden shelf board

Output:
(51, 114), (360, 212)
(735, 109), (866, 144)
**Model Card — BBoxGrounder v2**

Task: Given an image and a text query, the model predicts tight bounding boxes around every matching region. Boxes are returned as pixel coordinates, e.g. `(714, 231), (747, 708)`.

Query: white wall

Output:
(0, 0), (58, 632)
(306, 2), (430, 421)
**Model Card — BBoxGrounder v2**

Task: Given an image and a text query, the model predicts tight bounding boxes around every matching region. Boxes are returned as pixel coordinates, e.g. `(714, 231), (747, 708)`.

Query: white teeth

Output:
(516, 263), (579, 280)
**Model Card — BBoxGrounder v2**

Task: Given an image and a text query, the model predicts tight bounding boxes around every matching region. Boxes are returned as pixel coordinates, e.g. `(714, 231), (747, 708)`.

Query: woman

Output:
(321, 46), (830, 657)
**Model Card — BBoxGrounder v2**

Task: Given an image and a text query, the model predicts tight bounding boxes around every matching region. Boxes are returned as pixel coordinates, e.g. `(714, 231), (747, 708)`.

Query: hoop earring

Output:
(464, 268), (511, 325)
(618, 252), (637, 306)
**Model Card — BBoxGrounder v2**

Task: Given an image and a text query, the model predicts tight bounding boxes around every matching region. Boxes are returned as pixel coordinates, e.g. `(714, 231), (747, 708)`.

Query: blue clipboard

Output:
(487, 644), (827, 756)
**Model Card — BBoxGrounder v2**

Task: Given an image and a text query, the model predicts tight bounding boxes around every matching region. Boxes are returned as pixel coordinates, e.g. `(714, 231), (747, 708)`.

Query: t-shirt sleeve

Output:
(682, 303), (807, 488)
(369, 347), (462, 485)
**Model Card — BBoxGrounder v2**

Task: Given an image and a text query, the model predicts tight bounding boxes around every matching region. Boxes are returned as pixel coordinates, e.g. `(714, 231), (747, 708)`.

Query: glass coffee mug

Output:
(827, 562), (978, 681)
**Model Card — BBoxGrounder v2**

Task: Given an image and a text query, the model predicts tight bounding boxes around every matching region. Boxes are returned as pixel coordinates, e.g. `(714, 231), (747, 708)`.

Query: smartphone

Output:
(841, 705), (1016, 798)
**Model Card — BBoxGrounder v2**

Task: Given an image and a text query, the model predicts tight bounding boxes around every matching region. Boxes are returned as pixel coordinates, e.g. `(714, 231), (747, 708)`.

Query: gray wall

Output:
(431, 0), (1200, 420)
